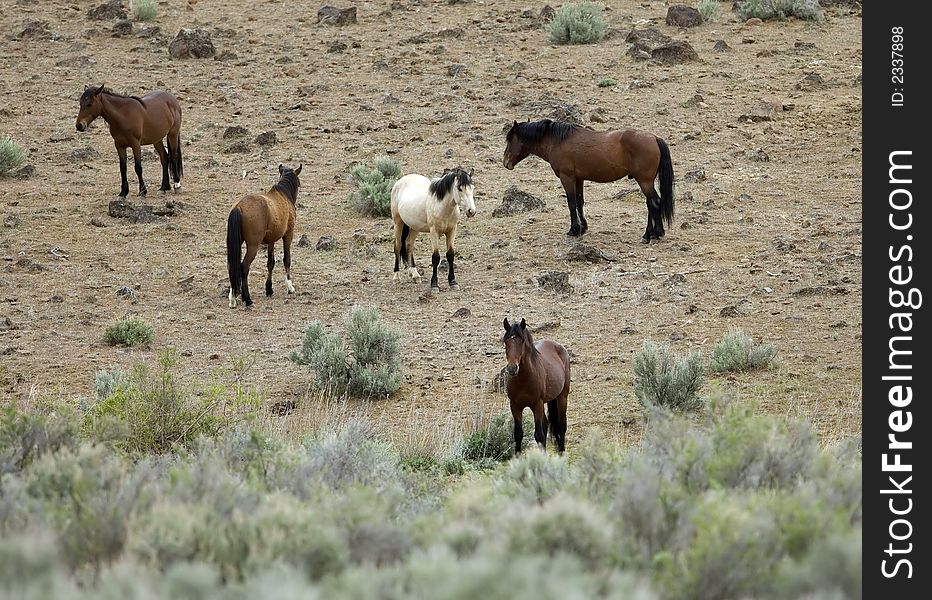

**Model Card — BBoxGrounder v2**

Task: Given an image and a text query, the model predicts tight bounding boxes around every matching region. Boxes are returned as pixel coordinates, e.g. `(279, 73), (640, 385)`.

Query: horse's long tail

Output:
(227, 207), (243, 297)
(167, 138), (183, 184)
(656, 137), (675, 227)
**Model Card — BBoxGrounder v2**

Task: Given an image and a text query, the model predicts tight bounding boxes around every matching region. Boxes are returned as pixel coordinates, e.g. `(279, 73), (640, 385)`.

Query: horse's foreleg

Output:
(560, 175), (581, 236)
(532, 403), (547, 450)
(445, 228), (458, 290)
(131, 144), (146, 197)
(429, 228), (441, 293)
(265, 242), (275, 297)
(575, 179), (588, 234)
(241, 243), (259, 307)
(116, 145), (129, 198)
(155, 141), (170, 192)
(283, 232), (295, 294)
(512, 406), (524, 455)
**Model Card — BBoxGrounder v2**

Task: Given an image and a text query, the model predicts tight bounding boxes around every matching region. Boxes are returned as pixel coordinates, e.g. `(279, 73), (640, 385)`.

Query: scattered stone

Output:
(0, 317), (17, 331)
(537, 271), (573, 294)
(739, 100), (782, 122)
(90, 217), (107, 227)
(492, 186), (546, 217)
(712, 39), (731, 52)
(270, 400), (296, 416)
(87, 0), (126, 21)
(565, 243), (615, 263)
(796, 72), (827, 91)
(589, 108), (609, 123)
(296, 234), (311, 247)
(666, 5), (703, 27)
(651, 40), (699, 65)
(683, 168), (706, 183)
(539, 5), (556, 23)
(16, 20), (52, 40)
(222, 140), (251, 154)
(223, 125), (249, 139)
(14, 257), (44, 273)
(316, 236), (336, 251)
(720, 305), (742, 318)
(108, 199), (177, 222)
(530, 320), (561, 333)
(748, 148), (769, 162)
(3, 215), (20, 228)
(451, 307), (471, 318)
(116, 286), (136, 299)
(625, 27), (672, 48)
(112, 19), (132, 37)
(317, 5), (357, 26)
(10, 165), (35, 180)
(255, 131), (277, 146)
(327, 40), (348, 53)
(168, 28), (215, 59)
(55, 55), (93, 68)
(447, 63), (467, 77)
(137, 25), (160, 38)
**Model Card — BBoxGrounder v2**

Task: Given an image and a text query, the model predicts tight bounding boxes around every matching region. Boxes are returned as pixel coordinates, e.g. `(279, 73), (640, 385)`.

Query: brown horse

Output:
(502, 119), (674, 242)
(75, 84), (183, 198)
(227, 164), (302, 308)
(502, 318), (570, 454)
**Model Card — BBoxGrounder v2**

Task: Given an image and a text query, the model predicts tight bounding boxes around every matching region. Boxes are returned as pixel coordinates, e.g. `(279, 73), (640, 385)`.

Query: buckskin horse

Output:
(502, 119), (674, 242)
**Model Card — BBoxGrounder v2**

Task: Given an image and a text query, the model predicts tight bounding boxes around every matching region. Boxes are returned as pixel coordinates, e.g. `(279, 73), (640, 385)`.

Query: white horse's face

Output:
(455, 184), (476, 218)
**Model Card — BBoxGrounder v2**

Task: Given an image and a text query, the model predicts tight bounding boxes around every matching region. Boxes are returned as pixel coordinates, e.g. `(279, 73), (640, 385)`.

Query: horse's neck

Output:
(519, 344), (542, 378)
(98, 94), (130, 123)
(432, 193), (458, 219)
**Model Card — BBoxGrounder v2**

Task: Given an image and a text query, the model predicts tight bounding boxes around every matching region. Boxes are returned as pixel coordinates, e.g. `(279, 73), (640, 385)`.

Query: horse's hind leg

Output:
(547, 399), (560, 451)
(392, 220), (403, 281)
(445, 228), (458, 291)
(512, 406), (525, 455)
(155, 141), (170, 192)
(559, 174), (582, 236)
(283, 230), (295, 294)
(532, 402), (547, 450)
(429, 228), (442, 292)
(131, 143), (147, 197)
(265, 242), (275, 297)
(637, 177), (662, 242)
(241, 243), (259, 307)
(167, 128), (182, 189)
(575, 179), (588, 234)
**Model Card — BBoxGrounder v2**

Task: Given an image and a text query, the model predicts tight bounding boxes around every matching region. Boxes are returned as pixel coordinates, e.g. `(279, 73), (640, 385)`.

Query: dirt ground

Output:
(0, 1), (862, 448)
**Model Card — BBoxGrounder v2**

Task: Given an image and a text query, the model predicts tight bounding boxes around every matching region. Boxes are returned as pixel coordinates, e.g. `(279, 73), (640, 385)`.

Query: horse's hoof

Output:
(431, 286), (440, 293)
(449, 283), (460, 291)
(566, 227), (582, 237)
(641, 237), (651, 244)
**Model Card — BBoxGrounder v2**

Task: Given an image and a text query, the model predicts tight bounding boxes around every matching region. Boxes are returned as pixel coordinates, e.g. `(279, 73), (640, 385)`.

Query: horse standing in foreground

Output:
(502, 318), (570, 454)
(74, 84), (183, 198)
(227, 164), (302, 308)
(502, 119), (674, 242)
(391, 168), (476, 292)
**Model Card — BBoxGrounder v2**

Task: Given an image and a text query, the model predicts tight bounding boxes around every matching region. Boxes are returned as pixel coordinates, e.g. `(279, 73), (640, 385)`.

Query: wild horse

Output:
(75, 84), (183, 198)
(503, 119), (674, 242)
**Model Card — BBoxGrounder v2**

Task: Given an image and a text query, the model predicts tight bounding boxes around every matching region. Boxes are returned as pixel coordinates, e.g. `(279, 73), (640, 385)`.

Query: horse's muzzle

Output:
(466, 208), (476, 218)
(75, 121), (86, 132)
(503, 158), (514, 170)
(505, 363), (519, 376)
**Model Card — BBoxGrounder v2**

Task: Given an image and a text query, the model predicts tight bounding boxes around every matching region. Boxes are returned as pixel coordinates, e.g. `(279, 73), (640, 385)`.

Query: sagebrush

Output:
(709, 327), (778, 373)
(131, 0), (157, 21)
(103, 317), (154, 347)
(547, 2), (608, 45)
(348, 156), (401, 217)
(0, 137), (26, 176)
(698, 0), (722, 21)
(738, 0), (822, 21)
(290, 306), (402, 398)
(633, 341), (705, 412)
(460, 411), (533, 462)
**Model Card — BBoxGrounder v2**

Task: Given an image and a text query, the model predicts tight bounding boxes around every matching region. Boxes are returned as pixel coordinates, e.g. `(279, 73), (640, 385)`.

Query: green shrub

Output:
(348, 156), (400, 217)
(697, 0), (721, 21)
(597, 77), (618, 88)
(131, 0), (158, 21)
(633, 342), (705, 413)
(1, 407), (78, 478)
(460, 412), (533, 462)
(547, 2), (608, 45)
(95, 367), (129, 400)
(502, 449), (572, 504)
(709, 327), (777, 373)
(290, 307), (402, 398)
(0, 137), (26, 176)
(103, 317), (154, 347)
(738, 0), (822, 21)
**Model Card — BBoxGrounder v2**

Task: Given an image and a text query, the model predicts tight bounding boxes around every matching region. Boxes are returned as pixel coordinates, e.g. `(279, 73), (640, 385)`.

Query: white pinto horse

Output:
(391, 168), (476, 292)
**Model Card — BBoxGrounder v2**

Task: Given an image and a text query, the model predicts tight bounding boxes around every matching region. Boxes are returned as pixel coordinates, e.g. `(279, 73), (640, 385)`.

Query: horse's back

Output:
(536, 339), (571, 393)
(392, 174), (431, 231)
(138, 91), (182, 142)
(233, 192), (293, 243)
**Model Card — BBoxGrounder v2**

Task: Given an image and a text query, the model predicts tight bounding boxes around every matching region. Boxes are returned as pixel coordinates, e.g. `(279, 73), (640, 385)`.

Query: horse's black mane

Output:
(84, 86), (145, 106)
(503, 320), (539, 355)
(509, 119), (579, 144)
(429, 167), (472, 200)
(274, 170), (301, 203)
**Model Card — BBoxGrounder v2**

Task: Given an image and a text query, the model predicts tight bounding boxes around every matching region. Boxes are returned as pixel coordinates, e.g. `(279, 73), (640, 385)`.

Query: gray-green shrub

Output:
(131, 0), (157, 21)
(633, 341), (705, 412)
(348, 156), (401, 217)
(698, 0), (722, 21)
(103, 317), (154, 347)
(547, 2), (608, 45)
(0, 137), (26, 176)
(597, 77), (617, 88)
(460, 411), (533, 462)
(95, 367), (129, 400)
(709, 327), (777, 373)
(289, 322), (349, 391)
(738, 0), (822, 21)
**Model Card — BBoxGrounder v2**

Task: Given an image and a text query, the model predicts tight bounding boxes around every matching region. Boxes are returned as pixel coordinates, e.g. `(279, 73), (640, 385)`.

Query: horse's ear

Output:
(503, 318), (510, 332)
(295, 164), (302, 175)
(513, 120), (518, 128)
(84, 84), (89, 91)
(469, 167), (474, 177)
(96, 83), (105, 94)
(520, 318), (527, 330)
(278, 163), (284, 174)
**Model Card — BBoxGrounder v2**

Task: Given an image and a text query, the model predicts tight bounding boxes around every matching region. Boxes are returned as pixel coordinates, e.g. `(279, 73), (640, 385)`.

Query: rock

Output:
(10, 165), (35, 180)
(748, 148), (769, 162)
(116, 286), (136, 299)
(222, 140), (250, 154)
(317, 6), (357, 26)
(56, 55), (94, 67)
(91, 217), (107, 227)
(539, 5), (556, 23)
(451, 307), (471, 318)
(537, 271), (573, 294)
(327, 40), (348, 53)
(87, 0), (127, 20)
(666, 5), (703, 27)
(297, 234), (311, 247)
(720, 305), (742, 318)
(447, 63), (467, 77)
(16, 20), (52, 40)
(625, 27), (672, 48)
(796, 72), (827, 91)
(107, 199), (176, 222)
(168, 28), (215, 59)
(3, 215), (20, 228)
(255, 131), (277, 146)
(651, 41), (698, 65)
(712, 39), (731, 52)
(744, 18), (763, 26)
(589, 108), (608, 123)
(316, 236), (336, 251)
(270, 400), (296, 416)
(492, 186), (546, 217)
(14, 257), (44, 272)
(739, 100), (783, 123)
(530, 319), (561, 333)
(683, 168), (706, 183)
(112, 19), (132, 37)
(565, 244), (615, 263)
(223, 125), (249, 139)
(137, 25), (160, 38)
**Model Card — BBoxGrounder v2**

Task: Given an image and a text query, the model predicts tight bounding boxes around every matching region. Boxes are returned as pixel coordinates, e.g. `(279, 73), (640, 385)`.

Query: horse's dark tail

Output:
(227, 207), (243, 297)
(173, 140), (184, 184)
(400, 223), (411, 264)
(656, 137), (675, 227)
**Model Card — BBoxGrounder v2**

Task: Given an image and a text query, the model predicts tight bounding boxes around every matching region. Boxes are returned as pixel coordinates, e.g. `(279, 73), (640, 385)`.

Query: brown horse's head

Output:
(502, 120), (529, 170)
(275, 163), (303, 203)
(75, 84), (106, 132)
(502, 317), (532, 375)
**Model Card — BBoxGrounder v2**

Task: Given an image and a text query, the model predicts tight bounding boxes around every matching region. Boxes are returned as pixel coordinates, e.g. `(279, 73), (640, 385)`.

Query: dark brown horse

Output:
(75, 84), (183, 198)
(503, 119), (674, 242)
(227, 164), (302, 308)
(502, 318), (570, 454)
